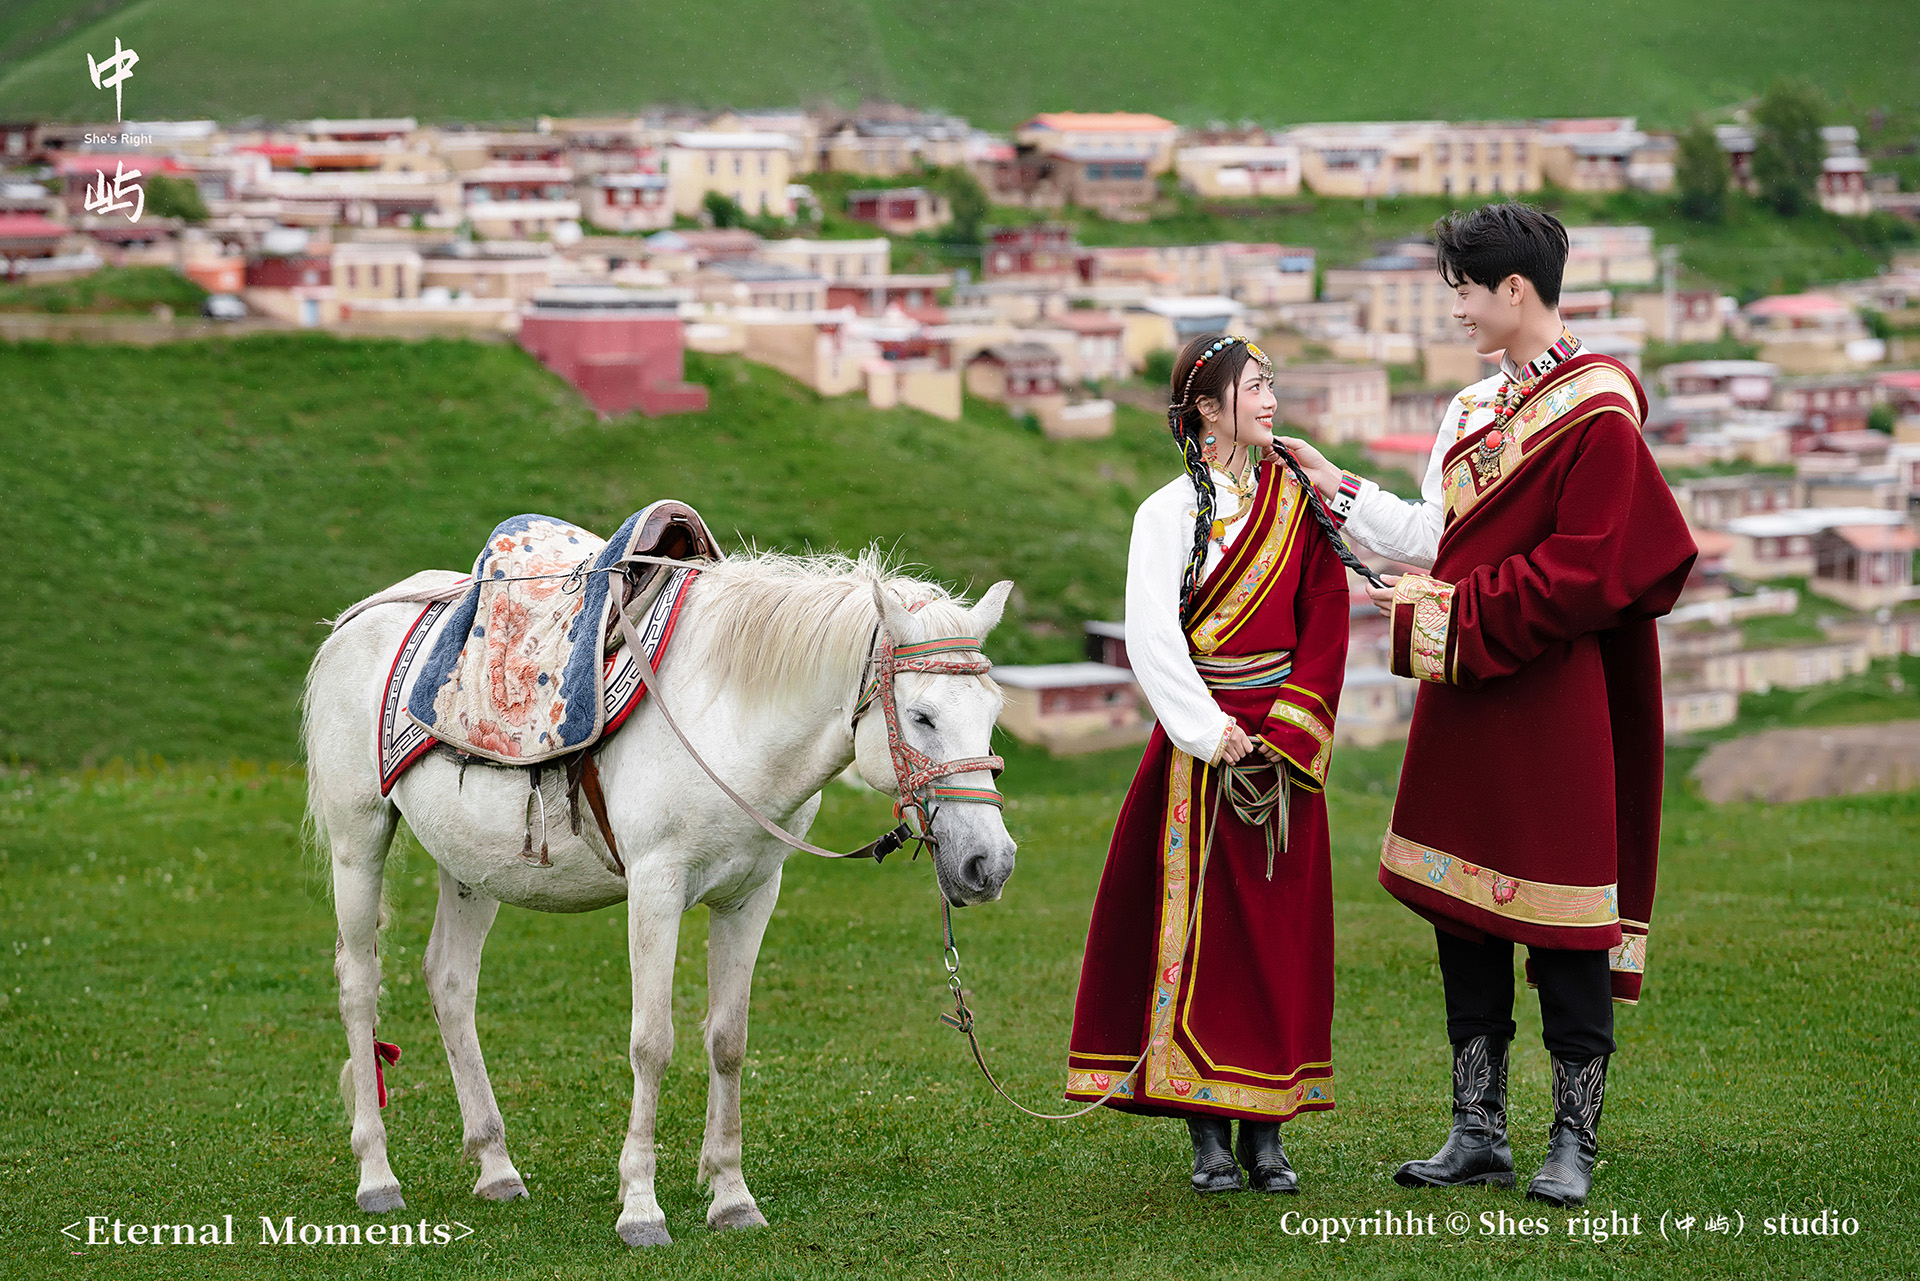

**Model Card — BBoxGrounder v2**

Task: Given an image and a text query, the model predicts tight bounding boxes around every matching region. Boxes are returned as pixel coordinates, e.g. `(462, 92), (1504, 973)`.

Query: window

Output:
(1435, 144), (1451, 163)
(1086, 163), (1106, 180)
(346, 265), (357, 288)
(758, 155), (768, 175)
(707, 155), (716, 175)
(732, 155), (742, 176)
(1488, 141), (1502, 163)
(1463, 143), (1476, 162)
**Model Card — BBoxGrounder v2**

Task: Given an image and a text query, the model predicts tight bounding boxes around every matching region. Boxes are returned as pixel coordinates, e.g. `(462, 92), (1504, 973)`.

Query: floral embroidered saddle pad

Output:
(377, 502), (717, 794)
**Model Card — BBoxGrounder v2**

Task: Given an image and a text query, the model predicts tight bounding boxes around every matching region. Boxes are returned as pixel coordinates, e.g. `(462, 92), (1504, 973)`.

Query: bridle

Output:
(848, 608), (1005, 851)
(611, 567), (1003, 865)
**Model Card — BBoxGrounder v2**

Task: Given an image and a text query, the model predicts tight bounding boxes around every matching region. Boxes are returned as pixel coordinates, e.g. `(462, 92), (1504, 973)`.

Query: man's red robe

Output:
(1066, 462), (1348, 1120)
(1380, 351), (1696, 1003)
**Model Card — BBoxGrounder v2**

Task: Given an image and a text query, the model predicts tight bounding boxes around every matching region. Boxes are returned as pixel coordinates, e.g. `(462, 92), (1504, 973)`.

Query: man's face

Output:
(1449, 274), (1519, 357)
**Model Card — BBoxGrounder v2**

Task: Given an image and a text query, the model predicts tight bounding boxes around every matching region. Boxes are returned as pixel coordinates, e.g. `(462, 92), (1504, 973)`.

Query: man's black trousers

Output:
(1434, 926), (1615, 1059)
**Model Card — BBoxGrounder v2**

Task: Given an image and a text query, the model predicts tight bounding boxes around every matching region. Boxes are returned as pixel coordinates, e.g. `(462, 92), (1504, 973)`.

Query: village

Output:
(3, 104), (1917, 755)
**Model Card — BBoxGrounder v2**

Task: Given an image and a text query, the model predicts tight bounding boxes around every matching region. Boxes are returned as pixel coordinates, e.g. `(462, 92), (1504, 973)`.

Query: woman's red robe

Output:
(1065, 462), (1348, 1121)
(1380, 351), (1697, 1003)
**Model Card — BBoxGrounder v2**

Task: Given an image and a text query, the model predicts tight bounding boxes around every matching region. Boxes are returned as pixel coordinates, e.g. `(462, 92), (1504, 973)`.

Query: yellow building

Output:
(1322, 251), (1454, 341)
(666, 132), (792, 218)
(330, 242), (421, 300)
(1016, 112), (1180, 175)
(1287, 122), (1540, 199)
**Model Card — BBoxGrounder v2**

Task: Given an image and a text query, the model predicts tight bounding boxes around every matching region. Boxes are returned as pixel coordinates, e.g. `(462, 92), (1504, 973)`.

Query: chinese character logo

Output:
(86, 37), (139, 123)
(84, 161), (144, 222)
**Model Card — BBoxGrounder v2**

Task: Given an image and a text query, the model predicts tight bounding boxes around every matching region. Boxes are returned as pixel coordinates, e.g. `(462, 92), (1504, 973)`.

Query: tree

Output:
(702, 191), (743, 229)
(1752, 80), (1825, 216)
(1675, 121), (1730, 221)
(143, 174), (208, 223)
(921, 164), (989, 244)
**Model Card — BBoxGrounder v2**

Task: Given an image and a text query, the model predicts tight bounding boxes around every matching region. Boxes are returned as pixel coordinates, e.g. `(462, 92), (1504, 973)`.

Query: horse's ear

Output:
(873, 580), (924, 646)
(970, 580), (1014, 640)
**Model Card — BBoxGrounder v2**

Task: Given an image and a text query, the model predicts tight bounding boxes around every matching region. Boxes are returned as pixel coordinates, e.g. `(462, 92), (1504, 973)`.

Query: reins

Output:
(934, 763), (1235, 1121)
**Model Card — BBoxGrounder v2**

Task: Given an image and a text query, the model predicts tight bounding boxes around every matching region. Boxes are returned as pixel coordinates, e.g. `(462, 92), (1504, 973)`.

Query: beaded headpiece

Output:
(1168, 334), (1272, 436)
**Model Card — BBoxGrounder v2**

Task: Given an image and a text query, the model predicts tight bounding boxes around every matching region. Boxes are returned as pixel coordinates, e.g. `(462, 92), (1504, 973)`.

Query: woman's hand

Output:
(1219, 723), (1255, 763)
(1274, 436), (1342, 500)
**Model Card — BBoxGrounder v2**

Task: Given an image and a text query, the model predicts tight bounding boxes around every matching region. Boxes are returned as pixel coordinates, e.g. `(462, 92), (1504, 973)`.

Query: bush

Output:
(1675, 121), (1731, 222)
(1753, 81), (1825, 217)
(142, 174), (209, 223)
(702, 191), (744, 229)
(1142, 348), (1175, 388)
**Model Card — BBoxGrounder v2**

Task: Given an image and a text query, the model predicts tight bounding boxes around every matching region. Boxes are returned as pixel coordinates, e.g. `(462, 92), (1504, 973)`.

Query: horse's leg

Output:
(614, 874), (685, 1248)
(330, 802), (404, 1213)
(422, 866), (527, 1202)
(700, 870), (781, 1232)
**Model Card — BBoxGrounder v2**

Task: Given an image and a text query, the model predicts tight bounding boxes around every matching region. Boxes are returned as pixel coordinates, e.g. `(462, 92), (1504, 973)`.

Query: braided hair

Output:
(1166, 333), (1258, 627)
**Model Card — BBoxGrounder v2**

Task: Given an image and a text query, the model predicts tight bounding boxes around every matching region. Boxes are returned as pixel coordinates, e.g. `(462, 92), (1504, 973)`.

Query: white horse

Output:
(301, 549), (1017, 1246)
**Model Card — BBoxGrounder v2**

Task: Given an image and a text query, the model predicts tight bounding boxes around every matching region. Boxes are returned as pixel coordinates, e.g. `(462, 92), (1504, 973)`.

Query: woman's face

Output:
(1204, 357), (1277, 452)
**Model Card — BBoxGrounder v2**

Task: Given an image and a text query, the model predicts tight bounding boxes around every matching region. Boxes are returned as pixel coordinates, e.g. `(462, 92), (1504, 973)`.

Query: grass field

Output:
(2, 0), (1919, 131)
(2, 736), (1915, 1279)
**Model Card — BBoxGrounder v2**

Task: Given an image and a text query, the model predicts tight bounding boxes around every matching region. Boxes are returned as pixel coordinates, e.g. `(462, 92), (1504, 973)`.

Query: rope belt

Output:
(1195, 650), (1294, 879)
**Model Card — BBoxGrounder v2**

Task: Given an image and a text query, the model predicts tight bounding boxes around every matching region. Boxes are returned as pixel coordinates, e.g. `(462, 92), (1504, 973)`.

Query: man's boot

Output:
(1527, 1053), (1608, 1207)
(1394, 1035), (1515, 1188)
(1186, 1114), (1244, 1193)
(1234, 1120), (1299, 1194)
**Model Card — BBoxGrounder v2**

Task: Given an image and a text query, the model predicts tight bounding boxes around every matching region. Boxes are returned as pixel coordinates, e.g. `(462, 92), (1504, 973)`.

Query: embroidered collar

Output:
(1500, 329), (1581, 389)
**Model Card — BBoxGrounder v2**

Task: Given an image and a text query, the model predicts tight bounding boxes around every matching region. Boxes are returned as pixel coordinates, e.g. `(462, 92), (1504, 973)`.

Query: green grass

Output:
(0, 334), (1224, 770)
(0, 264), (208, 315)
(0, 737), (1914, 1279)
(3, 0), (1920, 133)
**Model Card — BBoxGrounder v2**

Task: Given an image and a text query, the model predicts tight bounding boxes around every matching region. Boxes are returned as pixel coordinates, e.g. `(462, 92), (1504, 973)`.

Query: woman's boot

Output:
(1186, 1114), (1244, 1193)
(1527, 1053), (1608, 1207)
(1234, 1120), (1300, 1194)
(1394, 1034), (1516, 1188)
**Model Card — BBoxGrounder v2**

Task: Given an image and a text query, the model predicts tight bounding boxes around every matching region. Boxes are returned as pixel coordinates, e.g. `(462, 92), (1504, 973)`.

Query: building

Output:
(665, 132), (792, 218)
(244, 253), (336, 327)
(759, 238), (889, 281)
(1659, 359), (1779, 407)
(331, 242), (422, 301)
(1536, 118), (1672, 193)
(1671, 473), (1798, 529)
(1744, 294), (1878, 374)
(1321, 254), (1452, 341)
(1174, 144), (1302, 198)
(1811, 524), (1919, 609)
(1723, 507), (1908, 579)
(1015, 113), (1180, 174)
(1623, 289), (1727, 344)
(515, 287), (707, 417)
(990, 663), (1150, 753)
(580, 172), (671, 232)
(0, 213), (66, 266)
(1050, 310), (1129, 382)
(1272, 364), (1391, 443)
(983, 224), (1079, 281)
(1563, 225), (1656, 288)
(1779, 374), (1879, 435)
(419, 248), (554, 304)
(1286, 121), (1540, 198)
(845, 186), (950, 235)
(1339, 666), (1417, 746)
(1366, 433), (1440, 481)
(693, 259), (827, 312)
(819, 110), (970, 175)
(966, 342), (1062, 407)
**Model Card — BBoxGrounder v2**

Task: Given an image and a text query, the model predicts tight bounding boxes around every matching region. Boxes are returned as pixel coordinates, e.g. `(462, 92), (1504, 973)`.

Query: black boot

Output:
(1394, 1035), (1516, 1189)
(1234, 1120), (1299, 1194)
(1528, 1053), (1607, 1207)
(1186, 1115), (1244, 1193)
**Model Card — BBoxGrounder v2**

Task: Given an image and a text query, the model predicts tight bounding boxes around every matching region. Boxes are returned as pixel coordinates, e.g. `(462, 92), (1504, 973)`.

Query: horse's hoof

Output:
(709, 1201), (769, 1232)
(475, 1176), (529, 1202)
(616, 1217), (673, 1248)
(357, 1186), (405, 1214)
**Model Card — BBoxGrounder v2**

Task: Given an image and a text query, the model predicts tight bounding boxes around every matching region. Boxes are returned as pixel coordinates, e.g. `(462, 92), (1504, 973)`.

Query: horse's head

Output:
(856, 579), (1017, 907)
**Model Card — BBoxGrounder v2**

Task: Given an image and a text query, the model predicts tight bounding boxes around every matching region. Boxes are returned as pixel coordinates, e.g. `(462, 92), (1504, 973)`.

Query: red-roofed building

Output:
(1365, 433), (1437, 478)
(0, 213), (67, 261)
(1017, 113), (1180, 174)
(53, 154), (186, 216)
(1878, 370), (1920, 419)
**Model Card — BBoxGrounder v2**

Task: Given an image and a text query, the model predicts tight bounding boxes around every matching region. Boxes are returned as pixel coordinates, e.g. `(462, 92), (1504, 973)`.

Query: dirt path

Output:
(1690, 720), (1920, 804)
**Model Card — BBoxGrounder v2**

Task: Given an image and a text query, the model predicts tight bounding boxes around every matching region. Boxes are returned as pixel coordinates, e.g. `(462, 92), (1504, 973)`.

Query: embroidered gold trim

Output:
(1442, 363), (1638, 523)
(1393, 575), (1456, 685)
(1189, 472), (1305, 655)
(1380, 830), (1621, 929)
(1266, 700), (1332, 783)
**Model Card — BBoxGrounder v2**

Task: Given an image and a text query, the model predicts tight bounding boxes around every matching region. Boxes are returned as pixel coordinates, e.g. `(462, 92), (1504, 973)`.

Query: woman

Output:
(1064, 333), (1349, 1194)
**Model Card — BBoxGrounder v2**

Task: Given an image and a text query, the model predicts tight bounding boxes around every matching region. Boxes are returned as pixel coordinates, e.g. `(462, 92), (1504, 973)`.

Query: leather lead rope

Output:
(936, 765), (1230, 1121)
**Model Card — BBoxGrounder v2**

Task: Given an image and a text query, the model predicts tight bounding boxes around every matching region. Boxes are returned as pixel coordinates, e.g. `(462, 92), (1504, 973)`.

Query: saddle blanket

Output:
(376, 509), (701, 794)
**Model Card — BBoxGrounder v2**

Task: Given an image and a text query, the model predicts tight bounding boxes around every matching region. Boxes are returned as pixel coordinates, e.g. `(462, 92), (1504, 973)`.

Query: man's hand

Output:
(1275, 435), (1343, 500)
(1220, 723), (1255, 763)
(1367, 574), (1400, 618)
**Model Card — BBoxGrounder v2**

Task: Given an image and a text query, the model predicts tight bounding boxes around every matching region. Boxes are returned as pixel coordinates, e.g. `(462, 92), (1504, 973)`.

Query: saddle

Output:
(380, 501), (718, 870)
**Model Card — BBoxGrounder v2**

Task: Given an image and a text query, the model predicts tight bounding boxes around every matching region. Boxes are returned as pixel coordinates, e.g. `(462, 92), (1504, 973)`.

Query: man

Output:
(1281, 203), (1695, 1207)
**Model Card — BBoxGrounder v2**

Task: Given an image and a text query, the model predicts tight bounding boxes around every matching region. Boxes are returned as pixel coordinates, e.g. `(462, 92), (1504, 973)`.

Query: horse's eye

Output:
(910, 710), (935, 730)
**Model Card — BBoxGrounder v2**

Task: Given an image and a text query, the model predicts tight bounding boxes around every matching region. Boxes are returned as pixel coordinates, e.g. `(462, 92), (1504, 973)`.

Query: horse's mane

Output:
(685, 547), (987, 710)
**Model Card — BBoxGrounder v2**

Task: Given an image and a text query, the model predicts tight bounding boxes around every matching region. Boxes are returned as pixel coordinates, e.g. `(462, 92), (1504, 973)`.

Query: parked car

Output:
(203, 293), (247, 321)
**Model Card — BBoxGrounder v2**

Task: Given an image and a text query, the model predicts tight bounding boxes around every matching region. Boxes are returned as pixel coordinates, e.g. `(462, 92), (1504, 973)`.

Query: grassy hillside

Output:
(1, 0), (1917, 130)
(0, 334), (1212, 770)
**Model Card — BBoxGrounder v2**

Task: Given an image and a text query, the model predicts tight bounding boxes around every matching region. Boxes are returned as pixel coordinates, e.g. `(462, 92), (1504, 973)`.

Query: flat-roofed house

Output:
(1273, 364), (1391, 444)
(666, 132), (792, 218)
(581, 172), (670, 232)
(1670, 473), (1798, 528)
(1016, 112), (1180, 174)
(1724, 507), (1907, 580)
(1175, 144), (1302, 198)
(1322, 254), (1452, 341)
(1812, 524), (1920, 609)
(991, 662), (1151, 753)
(845, 186), (950, 235)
